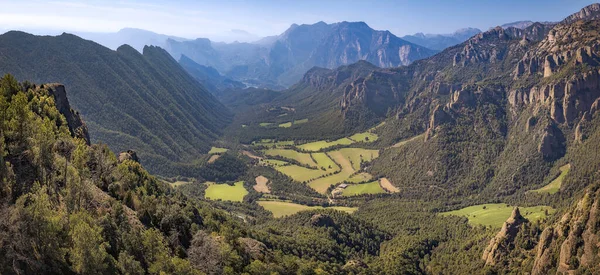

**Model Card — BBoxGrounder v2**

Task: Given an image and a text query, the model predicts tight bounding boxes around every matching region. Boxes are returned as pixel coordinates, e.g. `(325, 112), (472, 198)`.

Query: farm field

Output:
(342, 181), (385, 196)
(279, 122), (292, 128)
(252, 139), (295, 148)
(338, 148), (379, 170)
(295, 118), (309, 124)
(260, 159), (288, 166)
(349, 132), (378, 142)
(531, 164), (570, 194)
(312, 152), (339, 172)
(208, 147), (228, 154)
(440, 203), (556, 228)
(204, 181), (248, 202)
(275, 165), (329, 182)
(379, 178), (399, 192)
(298, 138), (354, 152)
(258, 200), (358, 218)
(264, 149), (317, 167)
(308, 168), (353, 194)
(347, 172), (373, 183)
(254, 176), (270, 193)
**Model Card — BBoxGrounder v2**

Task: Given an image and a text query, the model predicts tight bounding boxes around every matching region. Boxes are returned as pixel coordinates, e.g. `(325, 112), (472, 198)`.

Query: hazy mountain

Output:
(76, 28), (189, 52)
(500, 20), (556, 29)
(0, 31), (232, 175)
(179, 55), (246, 93)
(168, 21), (437, 89)
(401, 27), (482, 50)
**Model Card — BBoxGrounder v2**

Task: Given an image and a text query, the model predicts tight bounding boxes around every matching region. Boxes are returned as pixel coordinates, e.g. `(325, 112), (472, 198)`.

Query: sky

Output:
(0, 0), (598, 41)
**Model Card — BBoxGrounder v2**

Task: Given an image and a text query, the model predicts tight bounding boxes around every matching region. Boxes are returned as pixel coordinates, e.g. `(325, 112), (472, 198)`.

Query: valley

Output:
(2, 2), (600, 275)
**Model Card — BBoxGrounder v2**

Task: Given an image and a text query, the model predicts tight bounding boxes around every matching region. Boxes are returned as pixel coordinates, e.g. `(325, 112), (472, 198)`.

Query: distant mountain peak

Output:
(562, 3), (600, 23)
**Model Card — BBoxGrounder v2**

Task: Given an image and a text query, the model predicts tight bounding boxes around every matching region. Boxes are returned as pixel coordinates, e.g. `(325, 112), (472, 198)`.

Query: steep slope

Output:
(0, 31), (232, 175)
(402, 27), (482, 51)
(168, 21), (437, 88)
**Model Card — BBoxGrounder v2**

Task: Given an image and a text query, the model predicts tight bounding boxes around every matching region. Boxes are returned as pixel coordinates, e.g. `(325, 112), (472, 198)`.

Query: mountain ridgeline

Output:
(0, 31), (232, 175)
(169, 21), (438, 89)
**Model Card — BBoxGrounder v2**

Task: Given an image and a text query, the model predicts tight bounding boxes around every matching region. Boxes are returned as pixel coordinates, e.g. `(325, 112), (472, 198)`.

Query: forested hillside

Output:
(0, 31), (232, 175)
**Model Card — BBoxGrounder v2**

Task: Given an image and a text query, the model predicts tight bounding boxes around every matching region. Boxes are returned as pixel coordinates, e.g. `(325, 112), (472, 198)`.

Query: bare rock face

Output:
(538, 123), (566, 161)
(118, 150), (139, 163)
(482, 208), (527, 266)
(238, 237), (272, 262)
(510, 70), (600, 125)
(425, 105), (453, 141)
(562, 3), (600, 24)
(43, 84), (90, 144)
(532, 185), (600, 274)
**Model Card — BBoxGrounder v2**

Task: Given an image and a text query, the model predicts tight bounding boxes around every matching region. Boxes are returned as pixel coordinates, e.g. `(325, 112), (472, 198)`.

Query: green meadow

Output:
(342, 181), (385, 196)
(441, 203), (556, 228)
(258, 200), (358, 218)
(204, 181), (248, 202)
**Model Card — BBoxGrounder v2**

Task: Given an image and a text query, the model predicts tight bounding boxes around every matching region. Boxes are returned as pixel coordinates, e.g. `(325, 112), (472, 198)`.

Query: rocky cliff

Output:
(43, 84), (90, 144)
(531, 184), (600, 274)
(482, 208), (528, 266)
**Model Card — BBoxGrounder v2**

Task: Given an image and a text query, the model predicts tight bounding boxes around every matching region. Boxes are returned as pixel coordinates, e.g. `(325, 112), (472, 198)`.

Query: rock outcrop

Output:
(538, 123), (566, 161)
(118, 150), (139, 163)
(238, 237), (273, 262)
(425, 105), (453, 140)
(43, 84), (90, 144)
(482, 208), (528, 266)
(531, 184), (600, 274)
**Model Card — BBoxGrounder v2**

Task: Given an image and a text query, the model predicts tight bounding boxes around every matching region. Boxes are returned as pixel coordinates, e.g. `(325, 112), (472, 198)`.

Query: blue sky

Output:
(0, 0), (597, 40)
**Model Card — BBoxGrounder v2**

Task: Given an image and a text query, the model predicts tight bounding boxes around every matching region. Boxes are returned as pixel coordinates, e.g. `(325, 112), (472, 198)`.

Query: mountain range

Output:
(401, 27), (482, 50)
(0, 31), (232, 175)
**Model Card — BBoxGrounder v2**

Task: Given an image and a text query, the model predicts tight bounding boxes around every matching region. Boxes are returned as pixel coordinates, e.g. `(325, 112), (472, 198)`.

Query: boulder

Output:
(118, 150), (139, 163)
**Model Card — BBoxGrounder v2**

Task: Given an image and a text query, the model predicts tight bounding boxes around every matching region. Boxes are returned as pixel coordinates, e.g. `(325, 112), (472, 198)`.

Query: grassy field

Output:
(342, 181), (385, 196)
(312, 152), (339, 172)
(298, 138), (354, 151)
(258, 201), (358, 218)
(260, 159), (288, 166)
(275, 165), (329, 182)
(259, 122), (274, 127)
(208, 147), (228, 154)
(349, 132), (379, 142)
(169, 180), (192, 187)
(441, 204), (556, 228)
(264, 149), (317, 167)
(295, 118), (309, 125)
(307, 151), (355, 193)
(204, 181), (248, 202)
(279, 122), (292, 128)
(338, 148), (379, 170)
(391, 134), (424, 148)
(532, 164), (571, 194)
(347, 172), (373, 183)
(252, 139), (295, 148)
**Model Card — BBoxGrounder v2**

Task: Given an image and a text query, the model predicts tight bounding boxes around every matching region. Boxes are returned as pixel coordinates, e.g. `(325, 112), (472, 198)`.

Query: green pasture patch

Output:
(298, 138), (354, 152)
(264, 149), (317, 167)
(208, 147), (228, 154)
(311, 152), (339, 172)
(204, 181), (248, 202)
(258, 200), (357, 218)
(338, 148), (379, 171)
(531, 164), (570, 194)
(294, 118), (309, 124)
(342, 181), (385, 196)
(275, 165), (329, 183)
(259, 122), (274, 127)
(279, 122), (293, 128)
(440, 203), (556, 228)
(347, 172), (373, 183)
(348, 132), (378, 143)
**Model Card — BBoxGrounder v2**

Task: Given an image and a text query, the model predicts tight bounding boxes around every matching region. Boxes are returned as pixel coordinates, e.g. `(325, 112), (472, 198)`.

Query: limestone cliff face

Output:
(43, 83), (90, 144)
(531, 185), (600, 274)
(482, 208), (528, 266)
(509, 69), (600, 124)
